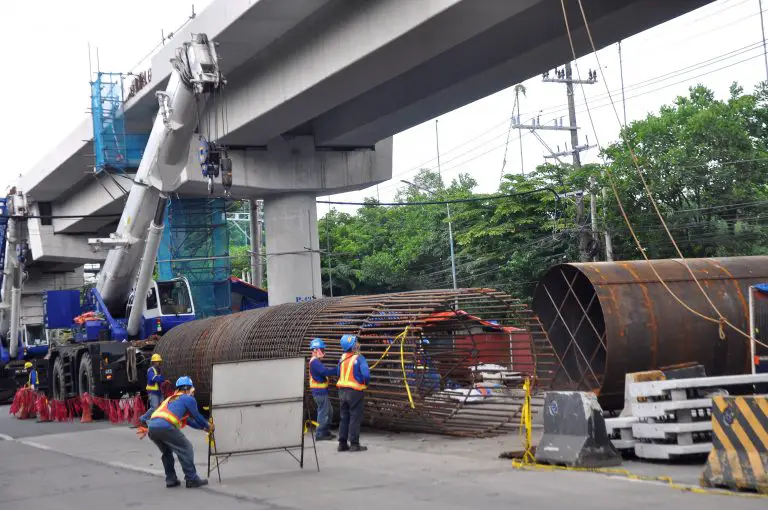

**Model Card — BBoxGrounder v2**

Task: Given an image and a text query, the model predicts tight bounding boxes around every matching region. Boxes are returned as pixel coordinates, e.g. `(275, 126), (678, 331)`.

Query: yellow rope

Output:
(368, 326), (416, 409)
(369, 325), (410, 370)
(399, 330), (416, 409)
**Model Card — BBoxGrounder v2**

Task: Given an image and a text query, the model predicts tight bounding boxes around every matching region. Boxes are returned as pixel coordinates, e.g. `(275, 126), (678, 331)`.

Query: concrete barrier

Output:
(701, 395), (768, 494)
(535, 392), (622, 468)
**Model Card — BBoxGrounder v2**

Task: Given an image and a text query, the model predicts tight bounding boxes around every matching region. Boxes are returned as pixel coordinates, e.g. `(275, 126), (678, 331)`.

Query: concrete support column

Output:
(264, 193), (322, 306)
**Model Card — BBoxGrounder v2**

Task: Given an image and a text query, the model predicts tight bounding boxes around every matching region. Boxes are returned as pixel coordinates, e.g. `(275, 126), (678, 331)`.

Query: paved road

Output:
(1, 406), (766, 509)
(0, 439), (268, 509)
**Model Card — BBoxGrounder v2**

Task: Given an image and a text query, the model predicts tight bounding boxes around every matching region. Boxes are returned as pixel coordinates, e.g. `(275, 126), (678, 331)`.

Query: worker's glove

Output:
(136, 426), (148, 440)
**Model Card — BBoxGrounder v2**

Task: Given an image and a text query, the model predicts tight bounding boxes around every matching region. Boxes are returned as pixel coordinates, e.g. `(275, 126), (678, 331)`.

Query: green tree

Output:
(601, 83), (768, 260)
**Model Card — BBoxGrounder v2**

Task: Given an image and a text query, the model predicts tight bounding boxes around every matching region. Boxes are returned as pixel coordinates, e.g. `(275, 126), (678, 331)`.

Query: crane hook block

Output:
(221, 156), (233, 192)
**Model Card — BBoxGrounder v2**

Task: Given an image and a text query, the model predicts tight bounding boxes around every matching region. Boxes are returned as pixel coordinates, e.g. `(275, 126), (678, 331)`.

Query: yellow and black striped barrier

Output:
(701, 395), (768, 495)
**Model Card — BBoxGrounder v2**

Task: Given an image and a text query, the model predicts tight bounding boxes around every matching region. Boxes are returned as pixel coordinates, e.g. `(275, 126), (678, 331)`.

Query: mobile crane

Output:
(0, 33), (231, 402)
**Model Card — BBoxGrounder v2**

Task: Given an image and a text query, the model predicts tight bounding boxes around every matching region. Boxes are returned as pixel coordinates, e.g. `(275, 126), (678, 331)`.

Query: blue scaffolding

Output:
(90, 72), (149, 173)
(157, 198), (232, 318)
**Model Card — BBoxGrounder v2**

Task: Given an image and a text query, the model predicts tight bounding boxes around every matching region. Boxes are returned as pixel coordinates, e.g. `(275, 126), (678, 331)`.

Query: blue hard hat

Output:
(176, 376), (194, 388)
(340, 334), (357, 352)
(310, 338), (326, 350)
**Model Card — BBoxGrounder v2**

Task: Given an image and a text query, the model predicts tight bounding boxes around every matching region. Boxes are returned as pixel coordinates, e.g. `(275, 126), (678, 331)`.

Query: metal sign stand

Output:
(206, 397), (320, 482)
(206, 358), (321, 482)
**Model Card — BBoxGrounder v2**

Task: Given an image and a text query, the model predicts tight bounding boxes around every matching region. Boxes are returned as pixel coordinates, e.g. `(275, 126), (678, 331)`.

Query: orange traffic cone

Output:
(80, 393), (94, 423)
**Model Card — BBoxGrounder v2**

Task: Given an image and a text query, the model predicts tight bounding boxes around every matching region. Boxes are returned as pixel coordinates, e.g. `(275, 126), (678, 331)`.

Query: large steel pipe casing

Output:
(155, 289), (553, 436)
(533, 256), (768, 410)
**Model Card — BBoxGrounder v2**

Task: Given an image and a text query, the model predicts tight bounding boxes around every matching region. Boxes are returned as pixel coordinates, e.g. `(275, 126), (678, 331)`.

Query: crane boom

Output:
(92, 34), (223, 326)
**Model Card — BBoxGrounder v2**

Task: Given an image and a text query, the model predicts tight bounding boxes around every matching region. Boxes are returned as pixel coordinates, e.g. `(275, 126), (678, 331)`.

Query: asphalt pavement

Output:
(1, 405), (766, 509)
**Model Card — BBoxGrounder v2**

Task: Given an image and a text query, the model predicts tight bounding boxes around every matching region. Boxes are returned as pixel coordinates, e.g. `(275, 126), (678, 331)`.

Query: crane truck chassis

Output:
(1, 33), (231, 404)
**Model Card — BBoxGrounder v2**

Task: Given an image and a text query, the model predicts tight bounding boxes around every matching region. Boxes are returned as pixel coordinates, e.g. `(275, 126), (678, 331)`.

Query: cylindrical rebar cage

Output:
(532, 256), (768, 410)
(155, 288), (555, 436)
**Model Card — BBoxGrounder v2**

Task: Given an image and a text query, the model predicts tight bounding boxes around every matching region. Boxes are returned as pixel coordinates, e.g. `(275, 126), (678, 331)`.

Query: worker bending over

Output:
(24, 362), (37, 391)
(139, 353), (165, 424)
(336, 334), (370, 452)
(308, 338), (339, 441)
(144, 376), (211, 488)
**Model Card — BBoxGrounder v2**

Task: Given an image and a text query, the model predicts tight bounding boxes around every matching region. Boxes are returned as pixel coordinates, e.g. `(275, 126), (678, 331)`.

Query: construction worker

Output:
(308, 338), (339, 441)
(336, 334), (370, 452)
(143, 353), (165, 417)
(144, 376), (211, 488)
(24, 362), (37, 391)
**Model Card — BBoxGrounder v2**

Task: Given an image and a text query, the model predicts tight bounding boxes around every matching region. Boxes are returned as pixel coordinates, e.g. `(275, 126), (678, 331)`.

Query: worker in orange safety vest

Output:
(308, 338), (339, 441)
(336, 334), (370, 452)
(144, 376), (211, 488)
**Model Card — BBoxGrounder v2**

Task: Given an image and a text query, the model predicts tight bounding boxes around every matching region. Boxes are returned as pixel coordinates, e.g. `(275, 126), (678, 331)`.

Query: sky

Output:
(2, 0), (768, 217)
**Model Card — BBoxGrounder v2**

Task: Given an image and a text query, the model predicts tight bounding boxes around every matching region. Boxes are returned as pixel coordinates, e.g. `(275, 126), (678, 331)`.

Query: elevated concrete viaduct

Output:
(15, 0), (712, 307)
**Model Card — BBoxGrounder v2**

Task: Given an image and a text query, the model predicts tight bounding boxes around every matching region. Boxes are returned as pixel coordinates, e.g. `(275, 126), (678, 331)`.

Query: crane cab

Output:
(126, 277), (196, 338)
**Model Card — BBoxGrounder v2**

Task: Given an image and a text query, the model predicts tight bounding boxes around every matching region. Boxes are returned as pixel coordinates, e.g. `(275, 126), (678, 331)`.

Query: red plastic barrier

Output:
(9, 387), (36, 420)
(80, 393), (94, 423)
(35, 393), (52, 422)
(131, 395), (146, 426)
(12, 390), (146, 425)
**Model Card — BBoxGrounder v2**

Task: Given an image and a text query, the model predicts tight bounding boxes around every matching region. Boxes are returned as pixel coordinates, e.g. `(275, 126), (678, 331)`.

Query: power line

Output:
(371, 41), (767, 197)
(316, 187), (558, 207)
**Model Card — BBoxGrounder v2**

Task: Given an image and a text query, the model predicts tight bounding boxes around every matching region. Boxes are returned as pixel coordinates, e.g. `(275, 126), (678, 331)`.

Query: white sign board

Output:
(211, 357), (305, 455)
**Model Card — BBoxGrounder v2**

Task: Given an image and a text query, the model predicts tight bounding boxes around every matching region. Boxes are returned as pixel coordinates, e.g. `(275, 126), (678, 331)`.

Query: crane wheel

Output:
(78, 353), (103, 419)
(51, 358), (66, 401)
(78, 353), (96, 396)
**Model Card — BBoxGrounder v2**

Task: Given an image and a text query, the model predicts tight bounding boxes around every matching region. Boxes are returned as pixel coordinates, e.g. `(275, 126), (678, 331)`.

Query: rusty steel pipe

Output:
(155, 289), (557, 436)
(532, 256), (768, 410)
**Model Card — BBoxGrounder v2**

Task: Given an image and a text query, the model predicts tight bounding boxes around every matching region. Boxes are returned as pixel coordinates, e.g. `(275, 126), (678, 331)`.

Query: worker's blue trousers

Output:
(147, 427), (200, 482)
(338, 388), (365, 445)
(139, 392), (162, 425)
(313, 393), (333, 439)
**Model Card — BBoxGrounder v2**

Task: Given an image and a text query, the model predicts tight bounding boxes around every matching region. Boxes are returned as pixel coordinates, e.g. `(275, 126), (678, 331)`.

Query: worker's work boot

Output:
(337, 442), (350, 452)
(186, 478), (209, 488)
(349, 443), (368, 452)
(166, 480), (181, 488)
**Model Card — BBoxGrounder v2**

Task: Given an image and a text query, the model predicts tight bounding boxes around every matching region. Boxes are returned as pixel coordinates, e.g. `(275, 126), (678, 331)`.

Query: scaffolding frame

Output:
(90, 72), (149, 173)
(158, 198), (231, 317)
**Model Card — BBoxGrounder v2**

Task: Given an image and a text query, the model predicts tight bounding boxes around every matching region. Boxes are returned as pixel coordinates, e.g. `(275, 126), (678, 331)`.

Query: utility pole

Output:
(515, 84), (526, 176)
(618, 41), (627, 126)
(525, 62), (599, 261)
(250, 199), (264, 288)
(761, 0), (768, 82)
(326, 198), (333, 297)
(435, 119), (458, 290)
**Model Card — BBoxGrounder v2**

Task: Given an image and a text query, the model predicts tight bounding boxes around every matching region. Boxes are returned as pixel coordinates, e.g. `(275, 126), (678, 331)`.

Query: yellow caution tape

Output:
(517, 377), (535, 464)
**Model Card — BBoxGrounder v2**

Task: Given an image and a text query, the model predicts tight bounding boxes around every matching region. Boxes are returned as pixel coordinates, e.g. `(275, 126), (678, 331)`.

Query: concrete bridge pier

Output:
(263, 193), (322, 306)
(219, 135), (391, 305)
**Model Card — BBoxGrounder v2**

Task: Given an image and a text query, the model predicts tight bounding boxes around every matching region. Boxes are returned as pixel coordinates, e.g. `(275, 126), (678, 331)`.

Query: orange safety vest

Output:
(337, 353), (366, 391)
(146, 366), (160, 392)
(150, 391), (189, 428)
(308, 356), (329, 389)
